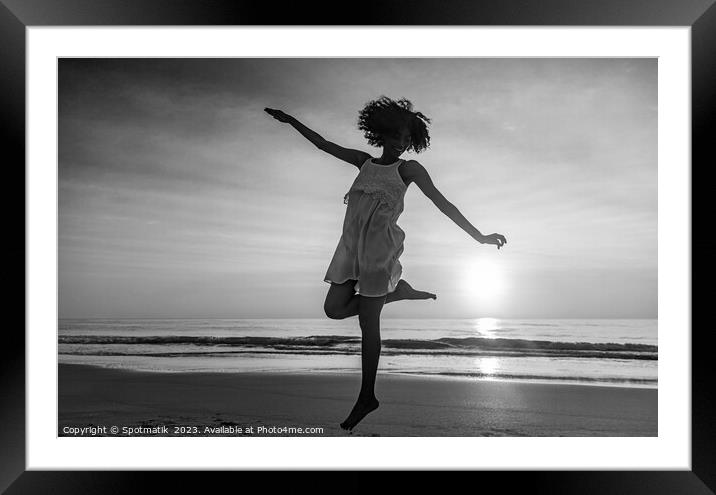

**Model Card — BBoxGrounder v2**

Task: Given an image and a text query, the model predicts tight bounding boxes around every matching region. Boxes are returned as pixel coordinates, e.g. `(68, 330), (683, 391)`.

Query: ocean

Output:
(58, 318), (657, 388)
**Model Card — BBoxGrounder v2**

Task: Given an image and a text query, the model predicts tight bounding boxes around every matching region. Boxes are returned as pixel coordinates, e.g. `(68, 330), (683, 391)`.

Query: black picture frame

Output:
(4, 0), (713, 492)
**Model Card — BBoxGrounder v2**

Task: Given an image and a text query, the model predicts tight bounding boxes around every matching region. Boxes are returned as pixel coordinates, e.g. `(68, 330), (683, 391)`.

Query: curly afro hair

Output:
(357, 96), (431, 153)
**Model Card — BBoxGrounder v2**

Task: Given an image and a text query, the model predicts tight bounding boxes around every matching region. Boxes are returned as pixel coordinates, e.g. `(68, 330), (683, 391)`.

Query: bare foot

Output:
(340, 397), (380, 431)
(392, 279), (436, 301)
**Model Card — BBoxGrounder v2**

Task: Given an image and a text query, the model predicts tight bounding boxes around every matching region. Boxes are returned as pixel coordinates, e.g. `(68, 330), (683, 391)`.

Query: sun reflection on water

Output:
(476, 357), (500, 375)
(473, 317), (500, 338)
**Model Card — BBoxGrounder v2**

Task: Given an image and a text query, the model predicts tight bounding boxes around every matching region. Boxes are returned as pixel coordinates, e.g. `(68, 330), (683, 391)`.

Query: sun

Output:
(462, 258), (507, 306)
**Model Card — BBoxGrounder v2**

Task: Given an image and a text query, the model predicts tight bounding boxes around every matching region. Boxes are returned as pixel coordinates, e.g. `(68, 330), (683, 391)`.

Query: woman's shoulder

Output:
(356, 153), (374, 169)
(400, 159), (427, 176)
(398, 159), (428, 187)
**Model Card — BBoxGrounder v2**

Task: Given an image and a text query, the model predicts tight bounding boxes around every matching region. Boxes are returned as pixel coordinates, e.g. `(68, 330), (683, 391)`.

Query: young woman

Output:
(265, 96), (507, 431)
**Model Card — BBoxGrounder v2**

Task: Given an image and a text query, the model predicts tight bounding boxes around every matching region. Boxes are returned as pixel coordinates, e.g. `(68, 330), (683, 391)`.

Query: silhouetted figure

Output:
(265, 97), (506, 431)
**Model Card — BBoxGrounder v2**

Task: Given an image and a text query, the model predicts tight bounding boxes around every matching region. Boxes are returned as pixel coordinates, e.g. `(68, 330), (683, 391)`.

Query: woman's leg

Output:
(323, 280), (358, 320)
(340, 294), (385, 431)
(324, 279), (436, 320)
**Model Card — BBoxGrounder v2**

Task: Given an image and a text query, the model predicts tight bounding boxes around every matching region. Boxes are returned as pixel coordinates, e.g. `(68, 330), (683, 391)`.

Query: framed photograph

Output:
(5, 0), (713, 491)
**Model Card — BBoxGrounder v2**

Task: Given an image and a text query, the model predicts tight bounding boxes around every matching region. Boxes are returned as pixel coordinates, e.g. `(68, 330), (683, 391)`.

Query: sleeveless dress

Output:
(324, 157), (408, 296)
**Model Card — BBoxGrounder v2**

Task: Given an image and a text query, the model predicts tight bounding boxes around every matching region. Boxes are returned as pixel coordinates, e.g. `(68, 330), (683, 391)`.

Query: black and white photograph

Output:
(57, 57), (658, 437)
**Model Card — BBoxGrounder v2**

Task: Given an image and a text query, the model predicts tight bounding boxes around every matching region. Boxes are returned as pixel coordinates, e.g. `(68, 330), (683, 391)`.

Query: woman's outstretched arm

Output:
(404, 160), (507, 249)
(264, 108), (370, 168)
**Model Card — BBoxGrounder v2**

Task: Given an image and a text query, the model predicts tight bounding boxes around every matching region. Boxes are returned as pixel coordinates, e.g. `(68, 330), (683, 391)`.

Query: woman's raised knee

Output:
(324, 302), (345, 320)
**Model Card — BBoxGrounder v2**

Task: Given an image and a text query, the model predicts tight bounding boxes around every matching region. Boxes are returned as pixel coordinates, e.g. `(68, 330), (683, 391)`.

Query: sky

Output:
(58, 58), (657, 319)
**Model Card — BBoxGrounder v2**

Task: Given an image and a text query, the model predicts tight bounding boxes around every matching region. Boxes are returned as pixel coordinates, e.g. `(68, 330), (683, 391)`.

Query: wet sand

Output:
(58, 364), (657, 437)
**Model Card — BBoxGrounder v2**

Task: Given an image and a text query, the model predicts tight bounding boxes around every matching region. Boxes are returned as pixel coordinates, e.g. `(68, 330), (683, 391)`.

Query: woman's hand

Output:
(264, 107), (293, 123)
(480, 233), (507, 250)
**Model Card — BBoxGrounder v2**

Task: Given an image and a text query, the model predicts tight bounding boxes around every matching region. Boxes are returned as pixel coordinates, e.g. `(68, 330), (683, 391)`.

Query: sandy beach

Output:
(58, 364), (657, 437)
